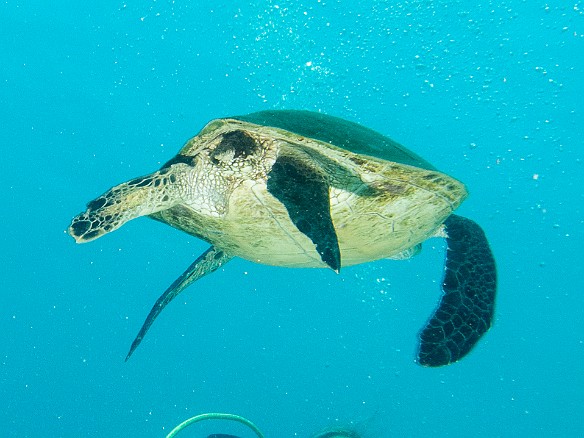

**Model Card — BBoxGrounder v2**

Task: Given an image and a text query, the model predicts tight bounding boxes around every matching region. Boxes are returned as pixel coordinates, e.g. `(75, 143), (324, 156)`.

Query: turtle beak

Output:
(68, 212), (106, 243)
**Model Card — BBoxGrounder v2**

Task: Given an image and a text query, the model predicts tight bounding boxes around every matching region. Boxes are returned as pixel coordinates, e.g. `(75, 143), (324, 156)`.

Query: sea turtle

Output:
(69, 110), (496, 367)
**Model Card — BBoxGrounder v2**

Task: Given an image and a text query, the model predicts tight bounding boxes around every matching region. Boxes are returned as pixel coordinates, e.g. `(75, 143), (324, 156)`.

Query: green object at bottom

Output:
(166, 412), (265, 438)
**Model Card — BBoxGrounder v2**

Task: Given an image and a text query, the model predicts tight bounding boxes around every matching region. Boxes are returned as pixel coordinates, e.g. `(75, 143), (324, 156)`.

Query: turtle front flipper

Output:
(126, 246), (232, 361)
(69, 170), (182, 243)
(267, 152), (341, 272)
(417, 214), (497, 366)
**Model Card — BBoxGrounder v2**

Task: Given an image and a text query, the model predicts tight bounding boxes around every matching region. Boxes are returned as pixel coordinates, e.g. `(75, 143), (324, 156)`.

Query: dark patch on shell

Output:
(358, 186), (381, 197)
(349, 155), (368, 166)
(370, 181), (408, 195)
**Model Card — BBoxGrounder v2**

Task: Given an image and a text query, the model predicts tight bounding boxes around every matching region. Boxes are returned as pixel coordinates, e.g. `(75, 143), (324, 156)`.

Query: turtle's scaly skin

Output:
(69, 168), (183, 243)
(69, 110), (496, 366)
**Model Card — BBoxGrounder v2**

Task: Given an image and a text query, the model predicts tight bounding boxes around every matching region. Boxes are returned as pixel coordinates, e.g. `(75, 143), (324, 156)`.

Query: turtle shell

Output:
(233, 110), (436, 171)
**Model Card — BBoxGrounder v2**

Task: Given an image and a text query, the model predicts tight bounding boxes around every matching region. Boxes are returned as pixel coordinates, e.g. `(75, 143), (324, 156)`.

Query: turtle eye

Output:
(160, 154), (196, 169)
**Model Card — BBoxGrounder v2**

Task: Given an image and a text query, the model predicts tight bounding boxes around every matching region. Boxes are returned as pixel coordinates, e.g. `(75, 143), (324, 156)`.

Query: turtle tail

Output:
(68, 170), (179, 243)
(417, 214), (497, 366)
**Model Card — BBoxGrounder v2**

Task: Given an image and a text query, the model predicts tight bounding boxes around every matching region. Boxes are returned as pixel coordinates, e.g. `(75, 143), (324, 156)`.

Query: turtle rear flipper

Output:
(417, 214), (496, 366)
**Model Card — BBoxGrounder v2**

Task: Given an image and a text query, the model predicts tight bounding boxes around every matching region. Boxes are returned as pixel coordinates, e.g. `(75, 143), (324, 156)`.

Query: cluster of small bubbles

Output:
(352, 265), (395, 304)
(225, 0), (546, 131)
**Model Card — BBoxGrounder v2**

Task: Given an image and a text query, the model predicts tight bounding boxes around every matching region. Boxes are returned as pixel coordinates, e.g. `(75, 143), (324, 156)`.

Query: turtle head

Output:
(69, 207), (113, 243)
(68, 170), (182, 243)
(68, 119), (272, 243)
(68, 118), (275, 244)
(69, 192), (131, 243)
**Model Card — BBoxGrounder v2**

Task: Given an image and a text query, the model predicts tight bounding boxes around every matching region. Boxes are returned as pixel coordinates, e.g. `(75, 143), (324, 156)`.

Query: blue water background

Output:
(1, 1), (582, 436)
